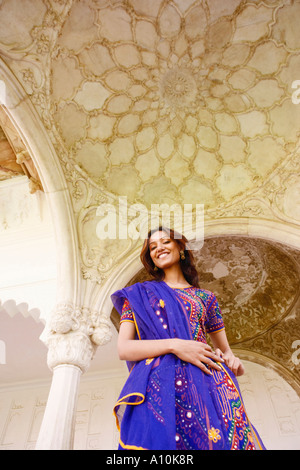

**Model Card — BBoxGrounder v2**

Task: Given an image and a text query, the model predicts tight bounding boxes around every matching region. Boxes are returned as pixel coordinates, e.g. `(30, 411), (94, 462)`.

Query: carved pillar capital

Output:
(45, 330), (95, 373)
(44, 302), (93, 373)
(47, 301), (90, 335)
(90, 310), (113, 347)
(43, 301), (113, 373)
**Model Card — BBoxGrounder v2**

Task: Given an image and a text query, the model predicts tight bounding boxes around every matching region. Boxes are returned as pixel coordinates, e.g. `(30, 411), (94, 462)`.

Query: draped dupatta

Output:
(111, 281), (216, 450)
(111, 281), (265, 451)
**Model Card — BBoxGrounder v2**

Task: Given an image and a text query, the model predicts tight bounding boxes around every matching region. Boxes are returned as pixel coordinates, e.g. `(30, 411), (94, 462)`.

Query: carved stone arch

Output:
(0, 300), (49, 381)
(204, 217), (300, 250)
(0, 58), (81, 335)
(97, 244), (143, 332)
(0, 298), (42, 323)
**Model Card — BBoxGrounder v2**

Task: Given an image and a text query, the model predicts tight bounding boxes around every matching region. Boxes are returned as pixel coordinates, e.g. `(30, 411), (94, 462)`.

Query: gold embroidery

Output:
(208, 427), (221, 443)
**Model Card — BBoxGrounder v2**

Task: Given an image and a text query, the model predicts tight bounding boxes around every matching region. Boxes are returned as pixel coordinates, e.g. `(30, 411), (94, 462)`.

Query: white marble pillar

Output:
(35, 364), (82, 450)
(35, 304), (96, 451)
(35, 296), (113, 450)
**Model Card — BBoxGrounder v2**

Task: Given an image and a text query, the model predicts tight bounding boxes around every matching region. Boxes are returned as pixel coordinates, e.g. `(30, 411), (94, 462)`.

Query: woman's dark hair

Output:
(140, 226), (200, 288)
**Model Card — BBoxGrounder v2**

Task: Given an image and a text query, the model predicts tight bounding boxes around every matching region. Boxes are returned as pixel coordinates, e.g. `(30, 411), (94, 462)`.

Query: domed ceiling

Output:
(0, 1), (299, 253)
(46, 0), (300, 210)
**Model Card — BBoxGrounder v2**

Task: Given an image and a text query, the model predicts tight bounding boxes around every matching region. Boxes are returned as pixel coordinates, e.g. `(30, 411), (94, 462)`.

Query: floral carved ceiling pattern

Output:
(1, 0), (300, 267)
(46, 0), (300, 212)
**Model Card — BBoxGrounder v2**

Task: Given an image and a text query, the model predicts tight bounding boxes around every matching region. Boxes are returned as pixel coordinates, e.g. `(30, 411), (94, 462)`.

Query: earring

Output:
(180, 250), (185, 260)
(154, 266), (158, 271)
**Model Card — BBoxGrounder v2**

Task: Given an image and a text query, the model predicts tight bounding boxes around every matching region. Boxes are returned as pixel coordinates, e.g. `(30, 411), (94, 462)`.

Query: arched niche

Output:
(0, 58), (81, 327)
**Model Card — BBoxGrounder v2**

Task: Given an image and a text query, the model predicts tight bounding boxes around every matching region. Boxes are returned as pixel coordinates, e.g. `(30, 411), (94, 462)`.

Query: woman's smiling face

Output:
(149, 230), (181, 270)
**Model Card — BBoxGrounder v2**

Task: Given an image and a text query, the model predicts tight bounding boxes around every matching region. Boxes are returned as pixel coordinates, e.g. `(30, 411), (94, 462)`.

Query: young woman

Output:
(111, 227), (265, 450)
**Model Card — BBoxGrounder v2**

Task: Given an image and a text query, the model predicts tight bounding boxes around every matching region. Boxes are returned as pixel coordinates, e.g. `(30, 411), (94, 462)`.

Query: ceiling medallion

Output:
(160, 67), (198, 109)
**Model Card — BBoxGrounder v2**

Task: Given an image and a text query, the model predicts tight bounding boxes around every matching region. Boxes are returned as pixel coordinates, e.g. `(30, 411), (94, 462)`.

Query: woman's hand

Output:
(209, 330), (245, 377)
(170, 339), (224, 375)
(215, 348), (245, 376)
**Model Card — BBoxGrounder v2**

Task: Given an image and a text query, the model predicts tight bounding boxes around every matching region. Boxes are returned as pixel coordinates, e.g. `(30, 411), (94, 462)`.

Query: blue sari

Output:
(111, 281), (265, 450)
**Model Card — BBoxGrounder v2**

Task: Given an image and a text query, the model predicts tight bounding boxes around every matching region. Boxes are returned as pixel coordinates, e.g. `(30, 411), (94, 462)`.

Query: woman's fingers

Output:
(214, 348), (224, 361)
(232, 357), (245, 376)
(196, 346), (223, 373)
(221, 350), (245, 377)
(200, 345), (245, 377)
(173, 339), (225, 373)
(195, 361), (212, 375)
(201, 345), (224, 364)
